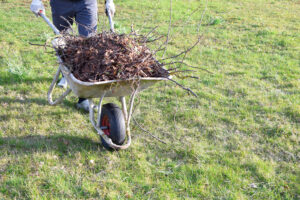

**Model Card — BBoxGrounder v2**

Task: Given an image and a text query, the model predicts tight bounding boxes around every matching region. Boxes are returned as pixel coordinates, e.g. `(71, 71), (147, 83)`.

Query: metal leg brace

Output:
(47, 66), (71, 105)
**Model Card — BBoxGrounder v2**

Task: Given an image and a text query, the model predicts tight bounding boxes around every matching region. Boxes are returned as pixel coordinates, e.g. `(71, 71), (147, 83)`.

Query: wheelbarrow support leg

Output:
(127, 89), (137, 128)
(96, 94), (105, 128)
(118, 88), (138, 147)
(120, 97), (128, 122)
(47, 65), (71, 105)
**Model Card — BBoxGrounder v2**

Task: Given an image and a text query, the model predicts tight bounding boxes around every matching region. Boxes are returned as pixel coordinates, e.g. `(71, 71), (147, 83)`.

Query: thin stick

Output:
(60, 16), (75, 35)
(145, 35), (164, 43)
(178, 51), (188, 69)
(186, 6), (202, 22)
(138, 13), (154, 34)
(29, 42), (52, 48)
(161, 36), (201, 61)
(173, 94), (178, 132)
(168, 70), (196, 74)
(165, 66), (182, 71)
(162, 0), (172, 59)
(100, 13), (106, 32)
(154, 44), (166, 55)
(132, 117), (167, 144)
(131, 93), (167, 144)
(143, 26), (159, 42)
(167, 78), (198, 97)
(172, 5), (202, 26)
(176, 75), (199, 79)
(182, 63), (213, 74)
(162, 61), (213, 74)
(197, 0), (208, 34)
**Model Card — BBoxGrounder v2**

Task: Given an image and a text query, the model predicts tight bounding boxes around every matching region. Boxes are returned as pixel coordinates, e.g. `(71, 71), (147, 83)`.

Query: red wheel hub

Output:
(101, 115), (111, 136)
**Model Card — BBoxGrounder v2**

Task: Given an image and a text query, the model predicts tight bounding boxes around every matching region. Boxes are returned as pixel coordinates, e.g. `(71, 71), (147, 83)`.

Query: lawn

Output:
(0, 0), (299, 199)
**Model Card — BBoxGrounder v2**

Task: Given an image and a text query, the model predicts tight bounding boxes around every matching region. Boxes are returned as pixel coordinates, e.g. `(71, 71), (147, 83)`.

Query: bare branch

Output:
(178, 51), (188, 69)
(186, 6), (202, 22)
(162, 0), (172, 59)
(60, 16), (75, 35)
(168, 70), (196, 74)
(145, 35), (164, 43)
(167, 78), (198, 97)
(197, 0), (208, 34)
(176, 75), (199, 79)
(162, 61), (213, 74)
(29, 42), (52, 48)
(161, 36), (201, 61)
(132, 117), (167, 144)
(153, 43), (166, 55)
(173, 95), (178, 131)
(143, 26), (159, 42)
(171, 5), (202, 27)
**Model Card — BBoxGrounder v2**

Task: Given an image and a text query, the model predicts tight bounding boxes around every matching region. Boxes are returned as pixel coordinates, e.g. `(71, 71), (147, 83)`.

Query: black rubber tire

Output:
(99, 103), (126, 150)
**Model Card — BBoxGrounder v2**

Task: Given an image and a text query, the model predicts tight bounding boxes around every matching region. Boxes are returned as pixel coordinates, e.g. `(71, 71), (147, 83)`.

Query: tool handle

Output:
(107, 12), (114, 32)
(38, 12), (60, 35)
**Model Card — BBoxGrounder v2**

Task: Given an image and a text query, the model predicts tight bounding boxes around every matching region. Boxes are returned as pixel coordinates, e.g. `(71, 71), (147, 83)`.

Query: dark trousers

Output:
(50, 0), (98, 37)
(50, 0), (98, 103)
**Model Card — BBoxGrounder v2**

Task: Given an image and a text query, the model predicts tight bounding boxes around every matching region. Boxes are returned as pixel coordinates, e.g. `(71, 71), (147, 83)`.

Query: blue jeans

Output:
(50, 0), (98, 37)
(50, 0), (98, 102)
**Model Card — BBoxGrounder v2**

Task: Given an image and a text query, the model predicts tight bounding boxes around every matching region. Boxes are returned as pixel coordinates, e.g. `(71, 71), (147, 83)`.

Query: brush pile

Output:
(56, 32), (169, 82)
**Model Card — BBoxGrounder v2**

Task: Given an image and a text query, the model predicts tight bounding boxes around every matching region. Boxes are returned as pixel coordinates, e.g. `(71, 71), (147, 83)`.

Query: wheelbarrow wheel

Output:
(100, 103), (126, 150)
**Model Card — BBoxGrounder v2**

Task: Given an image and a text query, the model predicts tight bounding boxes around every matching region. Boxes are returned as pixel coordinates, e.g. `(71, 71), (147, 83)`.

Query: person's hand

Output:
(105, 0), (115, 31)
(52, 37), (66, 49)
(30, 0), (45, 17)
(105, 0), (115, 18)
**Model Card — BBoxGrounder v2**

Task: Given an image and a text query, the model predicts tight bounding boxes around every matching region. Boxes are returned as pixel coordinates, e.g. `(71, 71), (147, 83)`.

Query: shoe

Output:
(76, 99), (90, 112)
(57, 77), (68, 89)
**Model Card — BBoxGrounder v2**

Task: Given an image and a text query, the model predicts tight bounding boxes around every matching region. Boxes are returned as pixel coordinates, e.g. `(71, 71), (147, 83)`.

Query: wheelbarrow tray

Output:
(59, 64), (168, 98)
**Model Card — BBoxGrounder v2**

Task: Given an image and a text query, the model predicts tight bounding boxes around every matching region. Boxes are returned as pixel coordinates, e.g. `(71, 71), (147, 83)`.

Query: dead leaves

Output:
(57, 32), (169, 82)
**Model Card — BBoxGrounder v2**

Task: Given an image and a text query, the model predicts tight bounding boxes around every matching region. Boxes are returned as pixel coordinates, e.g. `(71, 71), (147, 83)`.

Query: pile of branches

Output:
(56, 32), (169, 82)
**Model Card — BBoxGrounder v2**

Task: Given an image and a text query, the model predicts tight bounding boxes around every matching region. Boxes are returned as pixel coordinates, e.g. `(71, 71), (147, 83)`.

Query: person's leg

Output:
(50, 0), (76, 88)
(74, 0), (98, 111)
(78, 98), (86, 103)
(75, 0), (98, 37)
(50, 0), (75, 33)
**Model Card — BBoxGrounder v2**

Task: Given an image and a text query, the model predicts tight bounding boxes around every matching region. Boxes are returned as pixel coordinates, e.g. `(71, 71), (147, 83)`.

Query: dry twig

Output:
(56, 32), (169, 82)
(162, 0), (172, 59)
(161, 36), (201, 61)
(163, 61), (213, 74)
(167, 78), (198, 97)
(132, 117), (167, 144)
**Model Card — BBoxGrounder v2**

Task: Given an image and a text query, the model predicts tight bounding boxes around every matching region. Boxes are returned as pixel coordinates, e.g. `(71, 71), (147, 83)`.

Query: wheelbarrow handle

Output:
(107, 12), (114, 32)
(38, 12), (60, 35)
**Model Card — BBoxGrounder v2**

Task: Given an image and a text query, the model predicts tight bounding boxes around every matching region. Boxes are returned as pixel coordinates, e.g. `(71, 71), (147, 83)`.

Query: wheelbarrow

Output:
(39, 13), (169, 150)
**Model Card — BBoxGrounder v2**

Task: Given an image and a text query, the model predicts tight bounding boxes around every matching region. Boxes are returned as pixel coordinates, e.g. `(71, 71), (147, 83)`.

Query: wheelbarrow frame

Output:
(40, 13), (168, 150)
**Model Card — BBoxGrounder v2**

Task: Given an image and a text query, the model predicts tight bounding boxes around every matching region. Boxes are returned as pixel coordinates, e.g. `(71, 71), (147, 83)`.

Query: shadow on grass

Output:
(0, 96), (48, 106)
(0, 75), (53, 86)
(0, 96), (77, 111)
(0, 135), (104, 155)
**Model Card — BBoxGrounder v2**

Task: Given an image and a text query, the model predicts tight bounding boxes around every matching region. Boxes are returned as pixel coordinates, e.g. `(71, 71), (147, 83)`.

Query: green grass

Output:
(0, 0), (299, 199)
